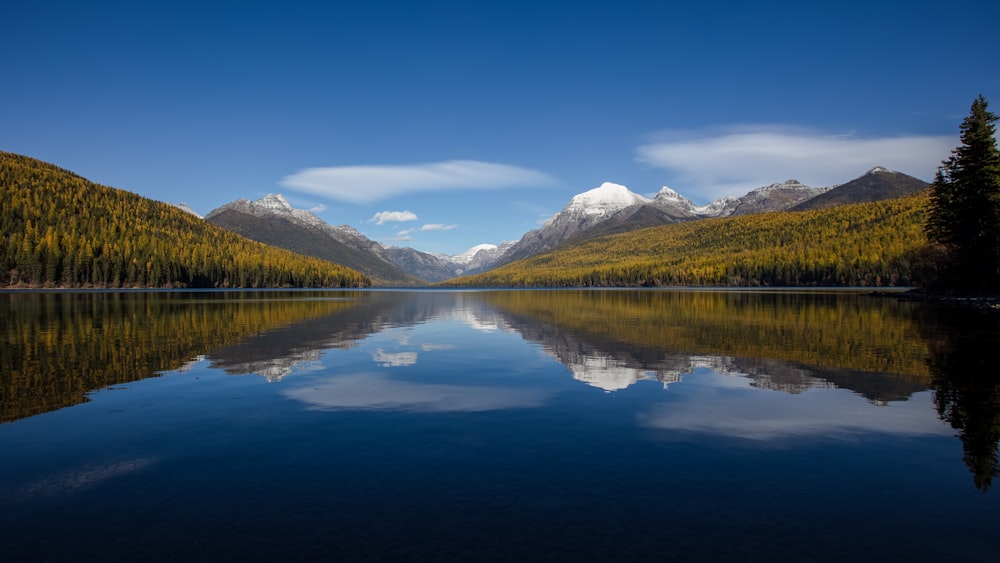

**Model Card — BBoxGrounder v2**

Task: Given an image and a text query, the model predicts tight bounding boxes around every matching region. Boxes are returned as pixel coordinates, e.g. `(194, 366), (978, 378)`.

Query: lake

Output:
(2, 289), (999, 561)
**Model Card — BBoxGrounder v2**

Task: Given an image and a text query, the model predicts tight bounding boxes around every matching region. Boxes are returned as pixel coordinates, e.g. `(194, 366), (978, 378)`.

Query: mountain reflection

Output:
(481, 290), (932, 402)
(1, 291), (368, 421)
(0, 289), (938, 422)
(4, 289), (998, 493)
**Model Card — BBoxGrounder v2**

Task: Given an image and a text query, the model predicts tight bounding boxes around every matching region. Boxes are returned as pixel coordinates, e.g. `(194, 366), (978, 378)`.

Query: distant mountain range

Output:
(200, 166), (926, 283)
(204, 195), (422, 285)
(203, 194), (509, 284)
(491, 167), (925, 269)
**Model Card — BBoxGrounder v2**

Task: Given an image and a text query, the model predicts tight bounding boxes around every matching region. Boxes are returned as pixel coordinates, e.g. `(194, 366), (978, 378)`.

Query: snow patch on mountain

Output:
(207, 193), (328, 229)
(693, 196), (738, 217)
(652, 185), (694, 208)
(452, 243), (498, 264)
(719, 180), (830, 216)
(172, 202), (202, 218)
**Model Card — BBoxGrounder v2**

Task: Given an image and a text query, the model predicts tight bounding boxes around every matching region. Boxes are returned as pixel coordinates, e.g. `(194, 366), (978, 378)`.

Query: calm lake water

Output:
(2, 289), (999, 561)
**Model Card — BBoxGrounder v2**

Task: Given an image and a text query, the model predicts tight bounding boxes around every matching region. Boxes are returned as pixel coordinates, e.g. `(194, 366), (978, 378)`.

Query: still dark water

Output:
(2, 289), (999, 562)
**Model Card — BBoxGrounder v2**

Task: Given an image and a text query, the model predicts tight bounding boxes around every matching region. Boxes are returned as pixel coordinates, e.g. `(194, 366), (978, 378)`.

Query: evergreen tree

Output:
(925, 95), (1000, 292)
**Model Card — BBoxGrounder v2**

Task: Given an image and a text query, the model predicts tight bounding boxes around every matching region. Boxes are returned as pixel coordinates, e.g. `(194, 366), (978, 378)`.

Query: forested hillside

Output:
(0, 152), (369, 288)
(443, 194), (928, 287)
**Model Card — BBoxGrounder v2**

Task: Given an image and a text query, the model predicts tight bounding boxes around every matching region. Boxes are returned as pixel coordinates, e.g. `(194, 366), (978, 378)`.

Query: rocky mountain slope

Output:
(205, 195), (421, 285)
(494, 178), (829, 268)
(791, 167), (928, 211)
(205, 194), (512, 283)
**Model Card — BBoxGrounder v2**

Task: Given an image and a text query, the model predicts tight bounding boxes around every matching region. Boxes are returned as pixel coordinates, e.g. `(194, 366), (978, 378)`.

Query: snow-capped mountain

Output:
(443, 241), (516, 274)
(210, 193), (328, 228)
(451, 243), (500, 265)
(651, 185), (697, 211)
(494, 169), (922, 269)
(562, 182), (651, 218)
(498, 182), (656, 264)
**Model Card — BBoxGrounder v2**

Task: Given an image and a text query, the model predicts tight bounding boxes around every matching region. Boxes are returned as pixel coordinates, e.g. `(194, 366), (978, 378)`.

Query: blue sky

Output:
(4, 0), (998, 255)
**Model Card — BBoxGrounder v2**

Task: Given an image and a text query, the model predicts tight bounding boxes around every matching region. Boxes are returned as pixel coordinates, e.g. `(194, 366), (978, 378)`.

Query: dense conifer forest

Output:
(0, 152), (369, 288)
(443, 194), (928, 287)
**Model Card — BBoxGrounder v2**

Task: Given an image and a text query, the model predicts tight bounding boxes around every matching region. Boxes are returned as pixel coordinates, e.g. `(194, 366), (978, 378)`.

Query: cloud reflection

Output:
(373, 349), (418, 367)
(638, 371), (951, 440)
(12, 457), (156, 501)
(283, 373), (549, 412)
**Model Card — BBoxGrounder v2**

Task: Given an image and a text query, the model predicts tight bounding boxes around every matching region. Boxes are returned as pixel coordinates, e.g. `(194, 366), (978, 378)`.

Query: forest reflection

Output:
(2, 289), (997, 489)
(916, 303), (1000, 490)
(1, 291), (367, 421)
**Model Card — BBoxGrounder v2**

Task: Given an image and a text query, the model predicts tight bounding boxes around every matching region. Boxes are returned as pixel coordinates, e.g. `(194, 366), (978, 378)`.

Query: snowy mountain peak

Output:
(455, 243), (498, 262)
(775, 179), (804, 188)
(653, 185), (696, 208)
(567, 182), (650, 216)
(256, 193), (293, 211)
(206, 193), (329, 231)
(866, 166), (892, 175)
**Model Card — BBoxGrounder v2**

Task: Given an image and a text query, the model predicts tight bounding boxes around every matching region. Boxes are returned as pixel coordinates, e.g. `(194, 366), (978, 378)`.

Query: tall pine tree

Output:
(925, 95), (1000, 292)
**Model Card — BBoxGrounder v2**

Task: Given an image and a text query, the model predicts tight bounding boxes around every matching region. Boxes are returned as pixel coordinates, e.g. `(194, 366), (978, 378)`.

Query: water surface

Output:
(1, 289), (998, 561)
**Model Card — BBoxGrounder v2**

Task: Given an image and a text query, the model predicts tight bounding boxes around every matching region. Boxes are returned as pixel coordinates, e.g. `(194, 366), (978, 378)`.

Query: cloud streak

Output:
(421, 223), (458, 231)
(281, 160), (559, 204)
(636, 127), (956, 203)
(370, 210), (418, 224)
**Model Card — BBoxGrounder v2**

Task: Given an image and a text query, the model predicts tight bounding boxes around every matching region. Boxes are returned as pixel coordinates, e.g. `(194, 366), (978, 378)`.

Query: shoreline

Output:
(884, 289), (1000, 314)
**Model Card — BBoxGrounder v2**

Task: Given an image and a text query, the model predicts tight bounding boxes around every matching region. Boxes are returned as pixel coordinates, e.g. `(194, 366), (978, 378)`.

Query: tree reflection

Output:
(0, 291), (369, 422)
(919, 304), (1000, 490)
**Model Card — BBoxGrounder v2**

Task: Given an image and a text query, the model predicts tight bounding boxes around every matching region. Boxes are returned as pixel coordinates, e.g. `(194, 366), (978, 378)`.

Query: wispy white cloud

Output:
(281, 160), (560, 204)
(636, 126), (955, 203)
(421, 223), (458, 231)
(308, 204), (327, 213)
(369, 210), (418, 225)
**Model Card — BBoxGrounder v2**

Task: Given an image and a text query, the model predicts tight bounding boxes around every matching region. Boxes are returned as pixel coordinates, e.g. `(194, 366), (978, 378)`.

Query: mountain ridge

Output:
(205, 194), (512, 283)
(203, 167), (929, 283)
(493, 177), (834, 268)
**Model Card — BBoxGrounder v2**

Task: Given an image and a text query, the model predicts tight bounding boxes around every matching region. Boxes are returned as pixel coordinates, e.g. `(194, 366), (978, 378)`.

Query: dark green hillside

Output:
(442, 195), (927, 288)
(206, 208), (422, 286)
(0, 151), (369, 288)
